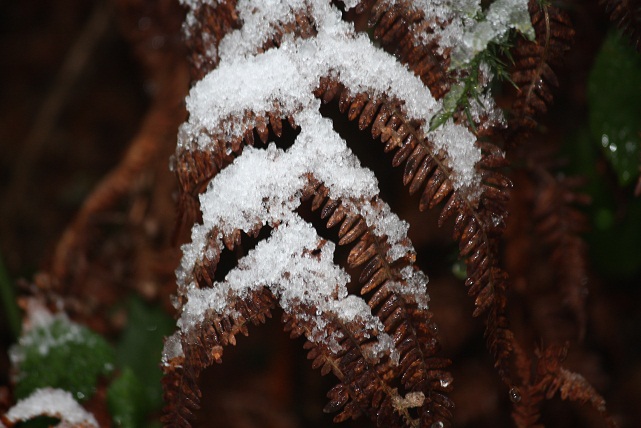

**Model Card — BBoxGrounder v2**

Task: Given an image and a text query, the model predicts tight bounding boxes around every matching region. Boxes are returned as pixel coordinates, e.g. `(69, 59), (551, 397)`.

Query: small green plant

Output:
(10, 316), (114, 401)
(7, 297), (172, 428)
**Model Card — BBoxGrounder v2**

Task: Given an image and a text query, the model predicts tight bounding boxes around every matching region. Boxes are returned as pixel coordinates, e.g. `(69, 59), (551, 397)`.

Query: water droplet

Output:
(431, 421), (444, 428)
(509, 387), (521, 403)
(170, 295), (180, 309)
(429, 323), (439, 334)
(625, 141), (636, 152)
(76, 391), (85, 400)
(601, 134), (609, 148)
(440, 378), (451, 388)
(451, 260), (466, 280)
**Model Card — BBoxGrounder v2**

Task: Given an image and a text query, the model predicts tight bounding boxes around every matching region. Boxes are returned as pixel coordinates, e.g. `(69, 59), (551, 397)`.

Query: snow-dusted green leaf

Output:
(10, 317), (115, 401)
(451, 0), (534, 67)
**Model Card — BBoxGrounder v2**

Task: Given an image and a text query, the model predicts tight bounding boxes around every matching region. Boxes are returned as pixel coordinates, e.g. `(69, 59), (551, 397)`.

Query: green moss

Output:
(11, 317), (115, 401)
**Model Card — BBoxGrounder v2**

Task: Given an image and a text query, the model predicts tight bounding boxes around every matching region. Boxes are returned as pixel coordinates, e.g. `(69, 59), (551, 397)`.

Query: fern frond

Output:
(306, 182), (455, 425)
(600, 0), (641, 51)
(532, 169), (590, 339)
(181, 0), (240, 79)
(315, 76), (518, 387)
(166, 97), (454, 427)
(367, 0), (452, 99)
(533, 345), (615, 428)
(508, 0), (574, 141)
(162, 288), (276, 427)
(163, 1), (615, 426)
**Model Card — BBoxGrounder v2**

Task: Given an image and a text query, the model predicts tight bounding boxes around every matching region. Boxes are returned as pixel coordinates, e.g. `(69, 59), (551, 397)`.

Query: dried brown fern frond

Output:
(163, 5), (473, 425)
(314, 79), (517, 387)
(181, 0), (320, 80)
(365, 0), (453, 99)
(512, 344), (616, 428)
(164, 151), (453, 427)
(162, 286), (276, 427)
(180, 0), (240, 79)
(317, 1), (524, 389)
(304, 181), (454, 425)
(508, 0), (574, 142)
(166, 0), (524, 420)
(600, 0), (641, 51)
(504, 140), (613, 426)
(505, 132), (591, 342)
(161, 1), (616, 427)
(532, 168), (591, 340)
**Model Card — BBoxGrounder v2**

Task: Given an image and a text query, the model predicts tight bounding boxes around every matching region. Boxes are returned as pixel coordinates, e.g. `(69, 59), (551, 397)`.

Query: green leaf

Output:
(11, 317), (115, 401)
(430, 83), (466, 131)
(108, 368), (146, 428)
(115, 296), (175, 415)
(564, 128), (641, 281)
(588, 30), (641, 186)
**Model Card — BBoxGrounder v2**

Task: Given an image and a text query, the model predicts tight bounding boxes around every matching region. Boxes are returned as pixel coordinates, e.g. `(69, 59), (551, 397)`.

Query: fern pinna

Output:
(161, 1), (613, 427)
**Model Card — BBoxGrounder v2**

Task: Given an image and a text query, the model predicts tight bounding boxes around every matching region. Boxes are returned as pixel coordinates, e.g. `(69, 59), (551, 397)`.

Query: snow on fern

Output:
(162, 1), (536, 425)
(179, 0), (482, 190)
(378, 0), (534, 64)
(179, 216), (398, 359)
(4, 388), (98, 427)
(176, 111), (425, 360)
(452, 0), (534, 66)
(168, 0), (535, 365)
